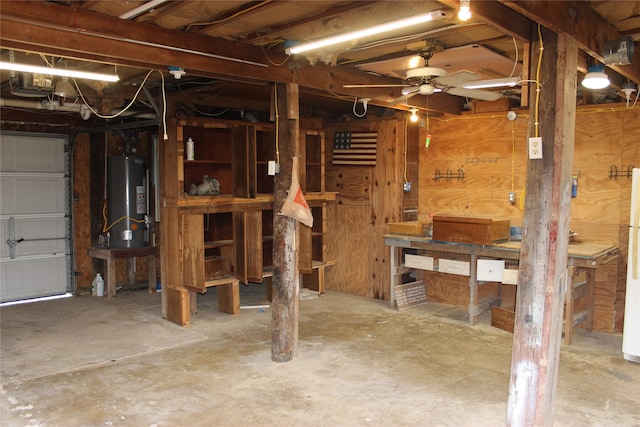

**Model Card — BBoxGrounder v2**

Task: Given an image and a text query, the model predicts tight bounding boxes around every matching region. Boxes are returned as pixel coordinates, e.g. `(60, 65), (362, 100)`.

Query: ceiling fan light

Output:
(582, 65), (610, 89)
(462, 76), (520, 90)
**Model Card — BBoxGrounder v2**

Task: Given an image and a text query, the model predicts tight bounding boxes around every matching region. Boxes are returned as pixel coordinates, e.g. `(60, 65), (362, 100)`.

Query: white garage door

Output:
(0, 133), (71, 303)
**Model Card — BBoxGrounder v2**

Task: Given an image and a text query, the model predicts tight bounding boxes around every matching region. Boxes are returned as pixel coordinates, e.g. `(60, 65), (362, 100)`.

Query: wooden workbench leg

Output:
(389, 246), (398, 309)
(564, 267), (575, 345)
(126, 257), (136, 286)
(585, 269), (595, 332)
(468, 253), (479, 324)
(107, 256), (117, 297)
(147, 254), (157, 293)
(265, 277), (273, 302)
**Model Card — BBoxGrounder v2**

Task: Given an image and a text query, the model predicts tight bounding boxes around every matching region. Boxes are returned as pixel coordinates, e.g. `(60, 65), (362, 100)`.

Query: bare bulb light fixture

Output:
(582, 64), (610, 89)
(458, 0), (471, 21)
(409, 108), (419, 123)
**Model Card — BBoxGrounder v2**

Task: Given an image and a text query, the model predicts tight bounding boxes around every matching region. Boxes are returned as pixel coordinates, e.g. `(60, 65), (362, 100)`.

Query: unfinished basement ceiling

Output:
(1, 0), (640, 124)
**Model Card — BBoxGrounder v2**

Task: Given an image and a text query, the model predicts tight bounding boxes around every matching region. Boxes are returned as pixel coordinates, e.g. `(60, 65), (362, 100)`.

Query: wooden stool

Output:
(87, 246), (157, 297)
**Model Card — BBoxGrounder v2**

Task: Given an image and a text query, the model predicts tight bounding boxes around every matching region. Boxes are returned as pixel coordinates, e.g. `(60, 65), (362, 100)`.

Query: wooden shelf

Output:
(204, 239), (233, 249)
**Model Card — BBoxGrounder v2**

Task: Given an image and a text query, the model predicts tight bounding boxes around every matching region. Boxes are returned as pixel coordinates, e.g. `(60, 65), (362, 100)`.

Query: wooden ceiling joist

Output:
(0, 0), (463, 115)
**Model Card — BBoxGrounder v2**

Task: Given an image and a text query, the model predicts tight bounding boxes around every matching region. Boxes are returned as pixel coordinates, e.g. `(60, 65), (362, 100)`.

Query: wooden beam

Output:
(271, 82), (300, 362)
(436, 0), (534, 42)
(501, 0), (640, 84)
(507, 29), (577, 426)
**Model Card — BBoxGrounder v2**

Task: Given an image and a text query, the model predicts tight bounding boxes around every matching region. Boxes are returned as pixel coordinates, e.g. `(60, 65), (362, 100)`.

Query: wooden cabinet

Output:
(162, 118), (336, 324)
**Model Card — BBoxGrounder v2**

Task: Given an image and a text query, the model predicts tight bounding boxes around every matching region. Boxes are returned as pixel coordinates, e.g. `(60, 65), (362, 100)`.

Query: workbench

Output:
(87, 246), (157, 297)
(384, 235), (618, 342)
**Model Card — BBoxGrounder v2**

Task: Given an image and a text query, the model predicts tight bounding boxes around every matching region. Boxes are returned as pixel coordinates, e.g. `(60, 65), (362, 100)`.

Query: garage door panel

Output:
(0, 132), (70, 303)
(1, 216), (68, 258)
(0, 256), (68, 302)
(0, 135), (65, 173)
(1, 174), (66, 215)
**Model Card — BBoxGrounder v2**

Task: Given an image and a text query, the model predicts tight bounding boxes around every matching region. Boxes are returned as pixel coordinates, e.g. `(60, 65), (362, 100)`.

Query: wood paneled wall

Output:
(322, 106), (637, 333)
(325, 118), (408, 299)
(418, 106), (639, 332)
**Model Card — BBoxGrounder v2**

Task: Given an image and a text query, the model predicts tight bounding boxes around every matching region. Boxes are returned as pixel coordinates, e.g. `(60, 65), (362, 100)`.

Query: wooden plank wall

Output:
(325, 118), (406, 299)
(418, 106), (640, 332)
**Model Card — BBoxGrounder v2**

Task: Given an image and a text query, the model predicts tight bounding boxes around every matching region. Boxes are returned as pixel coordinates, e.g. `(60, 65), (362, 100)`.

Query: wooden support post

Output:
(507, 30), (577, 426)
(271, 82), (300, 362)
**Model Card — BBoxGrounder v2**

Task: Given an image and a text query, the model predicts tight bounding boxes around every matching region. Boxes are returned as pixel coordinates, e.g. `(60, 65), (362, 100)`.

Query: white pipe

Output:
(0, 97), (158, 119)
(0, 97), (82, 112)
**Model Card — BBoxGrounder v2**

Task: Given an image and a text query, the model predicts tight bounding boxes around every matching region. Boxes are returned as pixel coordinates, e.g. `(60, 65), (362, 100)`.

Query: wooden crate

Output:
(491, 305), (515, 333)
(388, 221), (430, 237)
(432, 216), (510, 245)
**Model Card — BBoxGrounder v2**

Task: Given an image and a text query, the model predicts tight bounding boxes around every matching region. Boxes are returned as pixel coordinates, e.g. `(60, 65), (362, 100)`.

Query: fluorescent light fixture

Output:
(458, 0), (471, 21)
(582, 64), (610, 89)
(286, 10), (448, 55)
(119, 0), (170, 20)
(462, 77), (520, 90)
(0, 61), (120, 82)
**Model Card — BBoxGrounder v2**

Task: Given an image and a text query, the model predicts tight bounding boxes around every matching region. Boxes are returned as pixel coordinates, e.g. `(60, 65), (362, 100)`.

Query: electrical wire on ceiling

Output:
(184, 0), (273, 32)
(72, 69), (168, 140)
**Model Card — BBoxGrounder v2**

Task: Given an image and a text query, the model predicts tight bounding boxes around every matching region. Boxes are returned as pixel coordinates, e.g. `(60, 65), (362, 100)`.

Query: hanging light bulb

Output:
(582, 64), (610, 89)
(409, 108), (419, 123)
(458, 0), (471, 21)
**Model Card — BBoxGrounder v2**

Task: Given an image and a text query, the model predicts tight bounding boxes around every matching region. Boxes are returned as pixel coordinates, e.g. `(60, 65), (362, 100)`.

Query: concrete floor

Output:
(1, 285), (639, 427)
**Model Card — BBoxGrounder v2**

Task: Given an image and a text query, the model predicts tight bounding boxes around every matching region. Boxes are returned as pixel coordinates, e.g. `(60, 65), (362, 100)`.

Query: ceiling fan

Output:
(345, 50), (515, 103)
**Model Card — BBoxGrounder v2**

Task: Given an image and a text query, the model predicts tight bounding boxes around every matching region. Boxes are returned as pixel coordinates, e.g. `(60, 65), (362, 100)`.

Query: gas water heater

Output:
(107, 155), (147, 248)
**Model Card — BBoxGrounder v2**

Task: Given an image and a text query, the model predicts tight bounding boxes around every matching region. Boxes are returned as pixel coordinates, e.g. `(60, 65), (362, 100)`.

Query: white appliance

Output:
(623, 168), (640, 362)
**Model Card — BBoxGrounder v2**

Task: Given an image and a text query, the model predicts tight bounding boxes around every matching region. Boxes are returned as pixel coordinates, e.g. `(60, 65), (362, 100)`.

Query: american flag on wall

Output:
(332, 131), (377, 166)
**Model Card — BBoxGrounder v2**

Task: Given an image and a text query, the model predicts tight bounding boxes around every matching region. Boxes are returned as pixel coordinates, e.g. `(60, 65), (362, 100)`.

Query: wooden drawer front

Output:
(405, 254), (435, 270)
(439, 258), (470, 276)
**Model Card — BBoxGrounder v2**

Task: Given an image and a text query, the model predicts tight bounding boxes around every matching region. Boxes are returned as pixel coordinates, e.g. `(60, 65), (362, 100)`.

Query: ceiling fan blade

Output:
(390, 92), (418, 105)
(343, 84), (408, 88)
(447, 87), (504, 101)
(434, 70), (480, 87)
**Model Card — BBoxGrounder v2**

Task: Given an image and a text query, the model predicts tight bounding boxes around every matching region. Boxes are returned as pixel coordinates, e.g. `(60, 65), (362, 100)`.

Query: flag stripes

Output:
(332, 131), (377, 166)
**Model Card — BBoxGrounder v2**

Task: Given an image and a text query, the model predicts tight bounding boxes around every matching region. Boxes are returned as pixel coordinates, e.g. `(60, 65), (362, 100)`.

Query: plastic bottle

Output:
(93, 273), (105, 297)
(186, 137), (195, 160)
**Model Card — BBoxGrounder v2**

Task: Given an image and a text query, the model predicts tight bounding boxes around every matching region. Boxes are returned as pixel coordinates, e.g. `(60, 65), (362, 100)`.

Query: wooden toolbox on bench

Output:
(432, 216), (510, 245)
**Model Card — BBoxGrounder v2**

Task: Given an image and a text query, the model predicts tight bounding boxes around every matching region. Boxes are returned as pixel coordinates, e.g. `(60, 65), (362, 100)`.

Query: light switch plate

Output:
(528, 137), (543, 159)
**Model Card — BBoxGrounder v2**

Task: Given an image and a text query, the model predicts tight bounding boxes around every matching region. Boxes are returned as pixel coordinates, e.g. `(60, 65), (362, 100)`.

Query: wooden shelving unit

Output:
(162, 118), (336, 324)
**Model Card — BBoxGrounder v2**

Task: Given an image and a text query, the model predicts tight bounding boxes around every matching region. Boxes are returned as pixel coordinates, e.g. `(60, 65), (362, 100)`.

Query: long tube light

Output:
(286, 10), (449, 55)
(0, 61), (120, 82)
(119, 0), (171, 20)
(462, 77), (520, 90)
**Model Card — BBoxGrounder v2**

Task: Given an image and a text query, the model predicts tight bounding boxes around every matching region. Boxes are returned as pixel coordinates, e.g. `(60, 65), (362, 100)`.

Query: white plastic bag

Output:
(279, 157), (313, 228)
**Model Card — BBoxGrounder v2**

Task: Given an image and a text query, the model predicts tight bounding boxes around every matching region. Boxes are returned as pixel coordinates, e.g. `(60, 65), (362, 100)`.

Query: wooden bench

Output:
(87, 246), (157, 298)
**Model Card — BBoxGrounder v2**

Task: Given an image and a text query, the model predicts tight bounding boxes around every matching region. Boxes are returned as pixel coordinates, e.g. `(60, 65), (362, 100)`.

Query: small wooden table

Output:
(87, 246), (157, 297)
